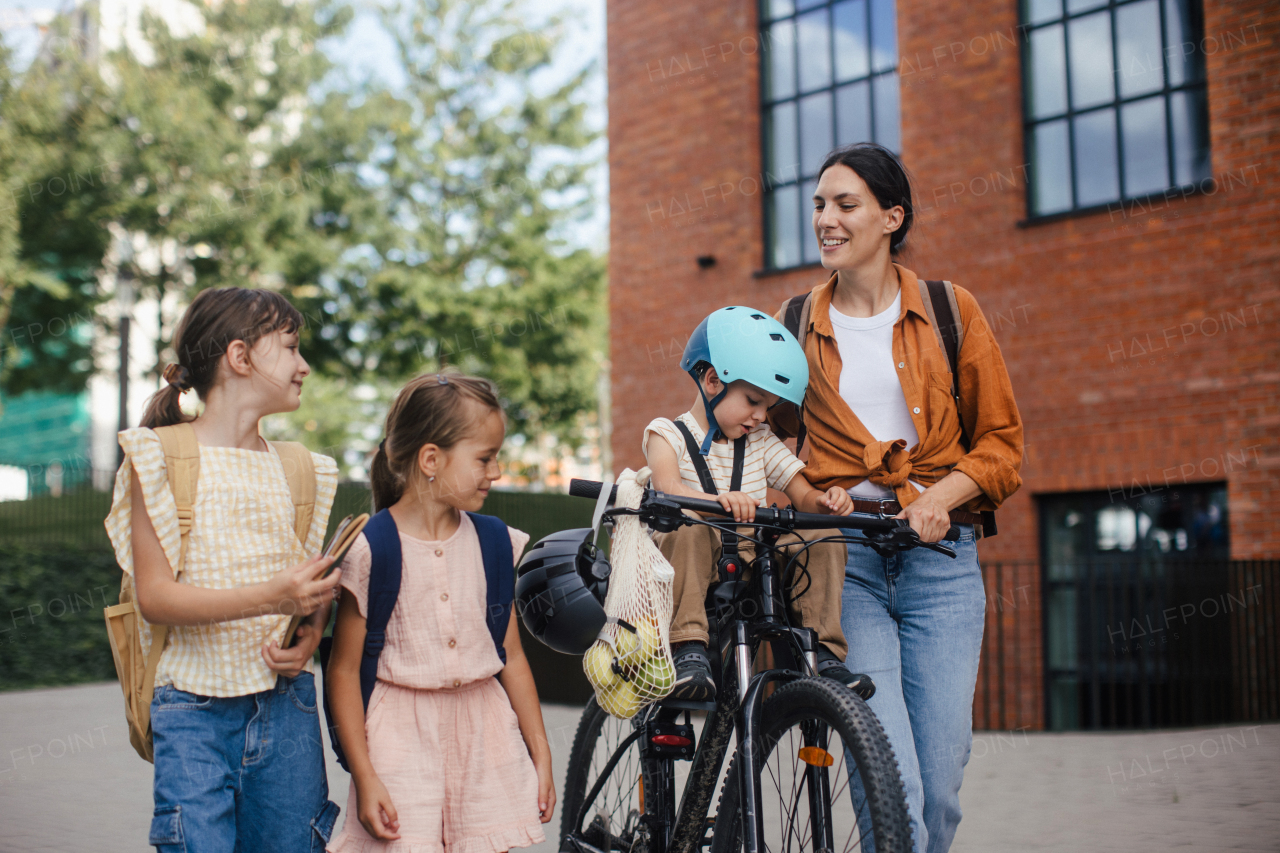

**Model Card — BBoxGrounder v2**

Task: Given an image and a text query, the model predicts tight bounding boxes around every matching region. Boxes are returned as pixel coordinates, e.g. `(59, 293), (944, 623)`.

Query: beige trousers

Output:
(652, 518), (849, 659)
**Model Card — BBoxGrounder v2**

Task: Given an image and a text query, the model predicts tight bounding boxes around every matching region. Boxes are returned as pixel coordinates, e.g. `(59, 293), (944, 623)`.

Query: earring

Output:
(428, 475), (436, 482)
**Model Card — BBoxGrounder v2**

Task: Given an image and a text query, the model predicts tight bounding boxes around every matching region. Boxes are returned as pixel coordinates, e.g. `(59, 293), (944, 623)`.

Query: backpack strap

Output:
(919, 280), (997, 538)
(780, 293), (813, 457)
(919, 280), (964, 418)
(269, 440), (317, 545)
(359, 509), (403, 711)
(153, 423), (201, 571)
(468, 512), (515, 665)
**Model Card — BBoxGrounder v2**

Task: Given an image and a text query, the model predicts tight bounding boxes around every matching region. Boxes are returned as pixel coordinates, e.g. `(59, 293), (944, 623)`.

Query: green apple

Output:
(584, 643), (622, 691)
(635, 619), (662, 660)
(598, 679), (643, 719)
(634, 655), (676, 700)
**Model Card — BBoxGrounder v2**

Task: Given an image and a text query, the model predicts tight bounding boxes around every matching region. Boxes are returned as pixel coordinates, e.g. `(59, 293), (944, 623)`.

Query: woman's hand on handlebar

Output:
(896, 495), (952, 543)
(715, 491), (758, 523)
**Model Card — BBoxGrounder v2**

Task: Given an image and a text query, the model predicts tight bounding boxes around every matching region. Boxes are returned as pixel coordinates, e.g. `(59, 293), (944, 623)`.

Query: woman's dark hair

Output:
(817, 142), (915, 255)
(370, 372), (504, 511)
(140, 287), (304, 429)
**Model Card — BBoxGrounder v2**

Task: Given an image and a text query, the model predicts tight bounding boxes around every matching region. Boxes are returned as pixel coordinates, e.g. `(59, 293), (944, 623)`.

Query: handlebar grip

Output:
(569, 478), (617, 502)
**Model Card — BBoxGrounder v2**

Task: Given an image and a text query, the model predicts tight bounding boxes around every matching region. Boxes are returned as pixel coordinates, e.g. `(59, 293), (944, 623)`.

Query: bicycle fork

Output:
(731, 622), (832, 853)
(732, 622), (769, 853)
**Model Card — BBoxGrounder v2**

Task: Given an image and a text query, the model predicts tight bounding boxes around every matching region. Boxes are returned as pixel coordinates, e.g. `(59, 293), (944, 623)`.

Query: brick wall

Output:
(607, 0), (1279, 727)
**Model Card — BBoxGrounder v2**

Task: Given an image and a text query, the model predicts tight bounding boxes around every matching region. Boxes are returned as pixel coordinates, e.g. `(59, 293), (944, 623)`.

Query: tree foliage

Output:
(0, 0), (605, 444)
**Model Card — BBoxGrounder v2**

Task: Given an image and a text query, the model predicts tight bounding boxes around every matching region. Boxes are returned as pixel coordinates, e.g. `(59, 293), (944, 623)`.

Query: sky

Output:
(0, 0), (609, 250)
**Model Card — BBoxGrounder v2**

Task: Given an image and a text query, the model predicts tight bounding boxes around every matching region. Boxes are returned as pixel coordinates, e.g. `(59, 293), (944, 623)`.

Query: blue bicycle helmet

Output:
(680, 306), (809, 453)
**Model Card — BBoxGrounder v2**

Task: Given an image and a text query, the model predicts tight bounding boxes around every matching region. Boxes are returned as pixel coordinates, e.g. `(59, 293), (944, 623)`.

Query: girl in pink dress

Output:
(326, 373), (554, 853)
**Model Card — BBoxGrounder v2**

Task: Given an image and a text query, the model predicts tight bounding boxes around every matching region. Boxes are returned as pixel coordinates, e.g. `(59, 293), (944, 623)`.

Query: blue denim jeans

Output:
(840, 526), (985, 853)
(149, 673), (340, 853)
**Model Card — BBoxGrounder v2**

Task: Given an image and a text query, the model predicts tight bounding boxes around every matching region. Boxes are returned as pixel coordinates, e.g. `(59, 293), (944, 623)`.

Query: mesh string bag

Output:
(583, 467), (677, 719)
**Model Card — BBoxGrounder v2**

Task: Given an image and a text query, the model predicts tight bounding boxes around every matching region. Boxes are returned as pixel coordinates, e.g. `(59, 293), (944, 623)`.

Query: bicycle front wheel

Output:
(560, 696), (649, 851)
(710, 678), (912, 853)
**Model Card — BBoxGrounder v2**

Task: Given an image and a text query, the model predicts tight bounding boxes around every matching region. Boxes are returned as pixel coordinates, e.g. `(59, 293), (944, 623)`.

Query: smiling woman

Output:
(768, 142), (1024, 853)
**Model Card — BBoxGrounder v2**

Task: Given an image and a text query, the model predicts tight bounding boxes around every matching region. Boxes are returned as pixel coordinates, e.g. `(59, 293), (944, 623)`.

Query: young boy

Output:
(643, 306), (860, 701)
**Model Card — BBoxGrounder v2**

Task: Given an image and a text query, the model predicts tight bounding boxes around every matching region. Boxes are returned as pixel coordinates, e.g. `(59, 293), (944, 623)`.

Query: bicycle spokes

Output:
(758, 725), (875, 852)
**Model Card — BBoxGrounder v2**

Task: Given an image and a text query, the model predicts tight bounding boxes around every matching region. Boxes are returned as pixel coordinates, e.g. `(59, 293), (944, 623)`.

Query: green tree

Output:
(2, 0), (606, 450)
(309, 0), (607, 444)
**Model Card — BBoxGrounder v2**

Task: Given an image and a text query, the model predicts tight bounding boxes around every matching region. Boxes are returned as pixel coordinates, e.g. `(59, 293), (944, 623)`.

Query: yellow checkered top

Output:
(105, 427), (338, 697)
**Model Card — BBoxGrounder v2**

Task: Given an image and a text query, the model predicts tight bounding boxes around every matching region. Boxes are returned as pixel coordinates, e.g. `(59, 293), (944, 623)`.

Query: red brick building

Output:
(605, 0), (1278, 729)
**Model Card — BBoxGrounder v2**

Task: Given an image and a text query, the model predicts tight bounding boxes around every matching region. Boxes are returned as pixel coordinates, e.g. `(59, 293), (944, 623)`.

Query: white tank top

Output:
(828, 292), (925, 500)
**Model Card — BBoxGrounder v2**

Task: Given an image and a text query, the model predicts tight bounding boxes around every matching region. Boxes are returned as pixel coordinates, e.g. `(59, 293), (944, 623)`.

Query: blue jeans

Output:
(149, 673), (340, 853)
(840, 526), (985, 853)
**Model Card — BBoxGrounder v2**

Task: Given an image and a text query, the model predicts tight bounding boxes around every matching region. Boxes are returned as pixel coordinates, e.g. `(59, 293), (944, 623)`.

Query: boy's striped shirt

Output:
(643, 412), (806, 506)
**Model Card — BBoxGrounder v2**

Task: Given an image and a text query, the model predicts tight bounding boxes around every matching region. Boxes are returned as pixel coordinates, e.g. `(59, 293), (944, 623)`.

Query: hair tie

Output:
(162, 363), (193, 391)
(436, 374), (449, 385)
(378, 439), (386, 453)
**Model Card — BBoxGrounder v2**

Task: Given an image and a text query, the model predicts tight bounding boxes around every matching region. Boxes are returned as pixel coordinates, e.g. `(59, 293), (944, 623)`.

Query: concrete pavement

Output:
(1, 681), (1276, 852)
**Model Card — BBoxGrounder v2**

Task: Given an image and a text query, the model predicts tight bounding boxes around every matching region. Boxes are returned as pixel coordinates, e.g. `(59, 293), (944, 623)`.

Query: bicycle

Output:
(555, 478), (959, 853)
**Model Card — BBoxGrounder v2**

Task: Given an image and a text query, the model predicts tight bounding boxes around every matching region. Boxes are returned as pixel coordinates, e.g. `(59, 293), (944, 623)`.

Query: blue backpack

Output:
(317, 509), (515, 772)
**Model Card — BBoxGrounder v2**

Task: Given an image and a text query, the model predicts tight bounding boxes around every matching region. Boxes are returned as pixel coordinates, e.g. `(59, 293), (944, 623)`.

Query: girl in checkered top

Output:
(105, 288), (342, 853)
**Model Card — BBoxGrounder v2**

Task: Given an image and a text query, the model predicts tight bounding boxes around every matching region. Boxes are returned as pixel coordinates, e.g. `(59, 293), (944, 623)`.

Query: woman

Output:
(770, 143), (1023, 853)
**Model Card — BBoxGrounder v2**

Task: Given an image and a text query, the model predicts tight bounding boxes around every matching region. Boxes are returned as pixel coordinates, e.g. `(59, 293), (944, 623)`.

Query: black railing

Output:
(974, 561), (1042, 732)
(1044, 557), (1279, 730)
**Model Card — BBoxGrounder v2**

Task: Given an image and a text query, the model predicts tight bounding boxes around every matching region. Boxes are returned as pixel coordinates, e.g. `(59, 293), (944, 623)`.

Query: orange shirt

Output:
(769, 264), (1024, 514)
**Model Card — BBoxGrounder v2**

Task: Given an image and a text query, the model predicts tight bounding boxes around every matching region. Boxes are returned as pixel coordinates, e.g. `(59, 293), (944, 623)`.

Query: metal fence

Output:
(974, 561), (1043, 732)
(1043, 557), (1279, 731)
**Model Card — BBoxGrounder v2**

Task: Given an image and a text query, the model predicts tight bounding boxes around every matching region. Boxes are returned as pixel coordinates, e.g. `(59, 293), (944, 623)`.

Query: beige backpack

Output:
(103, 422), (316, 762)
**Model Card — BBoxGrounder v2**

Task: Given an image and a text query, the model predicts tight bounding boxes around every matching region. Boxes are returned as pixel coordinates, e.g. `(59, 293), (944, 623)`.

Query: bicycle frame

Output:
(562, 479), (951, 853)
(566, 518), (842, 853)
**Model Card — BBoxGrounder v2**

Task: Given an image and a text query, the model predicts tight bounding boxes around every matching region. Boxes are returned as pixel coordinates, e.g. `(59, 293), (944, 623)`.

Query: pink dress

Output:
(327, 513), (546, 853)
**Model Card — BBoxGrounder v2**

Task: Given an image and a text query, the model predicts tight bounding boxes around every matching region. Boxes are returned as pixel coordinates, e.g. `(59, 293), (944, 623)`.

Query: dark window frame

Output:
(758, 0), (901, 271)
(1019, 0), (1211, 223)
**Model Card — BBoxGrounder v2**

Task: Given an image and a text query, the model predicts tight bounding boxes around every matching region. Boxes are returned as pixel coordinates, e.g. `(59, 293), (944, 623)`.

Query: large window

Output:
(1022, 0), (1211, 218)
(761, 0), (901, 270)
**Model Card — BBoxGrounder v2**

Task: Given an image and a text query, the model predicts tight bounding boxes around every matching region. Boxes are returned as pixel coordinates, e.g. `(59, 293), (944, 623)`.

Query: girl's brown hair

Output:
(140, 287), (304, 429)
(370, 373), (503, 511)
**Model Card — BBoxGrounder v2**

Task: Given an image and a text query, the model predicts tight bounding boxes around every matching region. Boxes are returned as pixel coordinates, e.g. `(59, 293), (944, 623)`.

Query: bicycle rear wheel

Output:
(560, 697), (650, 851)
(710, 678), (912, 853)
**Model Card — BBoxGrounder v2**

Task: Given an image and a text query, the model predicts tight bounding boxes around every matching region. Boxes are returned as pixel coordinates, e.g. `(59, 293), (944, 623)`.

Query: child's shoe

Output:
(817, 648), (876, 700)
(670, 641), (716, 702)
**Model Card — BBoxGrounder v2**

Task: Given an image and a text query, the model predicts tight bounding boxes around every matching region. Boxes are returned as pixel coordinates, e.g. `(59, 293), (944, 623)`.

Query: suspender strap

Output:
(674, 420), (719, 496)
(672, 419), (746, 495)
(729, 435), (745, 492)
(360, 509), (403, 712)
(673, 420), (748, 575)
(467, 512), (515, 664)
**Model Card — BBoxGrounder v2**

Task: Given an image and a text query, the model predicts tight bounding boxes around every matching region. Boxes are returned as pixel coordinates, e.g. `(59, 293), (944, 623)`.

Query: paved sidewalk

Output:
(1, 681), (1277, 852)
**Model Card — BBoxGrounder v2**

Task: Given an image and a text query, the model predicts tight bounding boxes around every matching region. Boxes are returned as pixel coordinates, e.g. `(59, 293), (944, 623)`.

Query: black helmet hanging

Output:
(515, 528), (611, 655)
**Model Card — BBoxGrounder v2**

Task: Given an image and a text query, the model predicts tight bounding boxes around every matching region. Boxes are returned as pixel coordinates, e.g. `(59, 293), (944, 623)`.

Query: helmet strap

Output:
(694, 378), (730, 455)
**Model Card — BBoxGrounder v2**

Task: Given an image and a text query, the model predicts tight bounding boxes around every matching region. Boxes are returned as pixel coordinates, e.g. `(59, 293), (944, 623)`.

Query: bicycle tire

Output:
(560, 696), (649, 849)
(709, 678), (912, 853)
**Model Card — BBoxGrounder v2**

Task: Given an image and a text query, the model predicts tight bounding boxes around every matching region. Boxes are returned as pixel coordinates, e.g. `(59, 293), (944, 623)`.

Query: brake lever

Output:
(862, 521), (957, 558)
(918, 540), (957, 559)
(637, 495), (691, 533)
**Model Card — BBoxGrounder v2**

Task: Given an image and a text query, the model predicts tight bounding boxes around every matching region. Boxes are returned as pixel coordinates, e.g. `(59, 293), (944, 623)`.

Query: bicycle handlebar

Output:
(568, 478), (960, 545)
